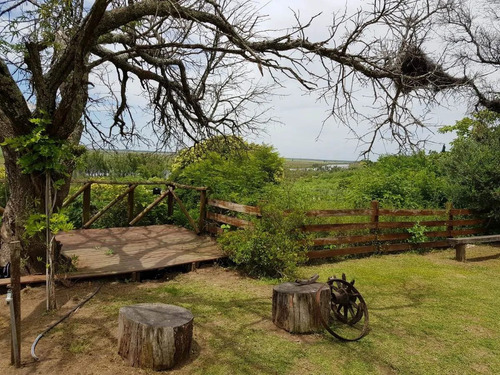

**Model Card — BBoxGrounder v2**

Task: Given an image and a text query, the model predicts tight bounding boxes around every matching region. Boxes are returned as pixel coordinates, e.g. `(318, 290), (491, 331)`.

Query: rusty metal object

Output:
(315, 273), (369, 341)
(294, 273), (319, 285)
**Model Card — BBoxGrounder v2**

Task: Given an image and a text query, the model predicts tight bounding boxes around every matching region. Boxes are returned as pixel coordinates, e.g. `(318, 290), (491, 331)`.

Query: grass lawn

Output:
(1, 245), (499, 374)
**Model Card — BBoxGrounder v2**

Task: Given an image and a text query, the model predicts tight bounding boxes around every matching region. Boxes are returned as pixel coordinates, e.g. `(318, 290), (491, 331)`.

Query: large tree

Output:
(0, 0), (498, 273)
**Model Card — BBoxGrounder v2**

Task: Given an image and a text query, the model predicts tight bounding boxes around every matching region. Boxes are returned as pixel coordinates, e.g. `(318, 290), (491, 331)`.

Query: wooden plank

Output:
(127, 184), (135, 224)
(448, 234), (500, 245)
(62, 182), (92, 208)
(169, 187), (199, 233)
(377, 219), (484, 229)
(451, 228), (485, 236)
(456, 244), (467, 262)
(307, 245), (377, 259)
(207, 199), (261, 216)
(83, 184), (137, 229)
(450, 219), (485, 226)
(9, 239), (21, 366)
(199, 190), (207, 234)
(379, 208), (447, 216)
(82, 183), (91, 226)
(381, 241), (450, 252)
(302, 222), (375, 232)
(167, 189), (174, 217)
(304, 209), (371, 217)
(450, 208), (475, 215)
(129, 190), (170, 226)
(73, 180), (208, 191)
(207, 212), (253, 228)
(311, 234), (377, 246)
(447, 202), (454, 237)
(309, 228), (486, 247)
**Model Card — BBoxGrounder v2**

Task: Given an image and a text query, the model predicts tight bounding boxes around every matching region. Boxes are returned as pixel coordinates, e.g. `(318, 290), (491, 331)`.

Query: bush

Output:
(440, 111), (500, 227)
(218, 205), (310, 279)
(170, 136), (284, 206)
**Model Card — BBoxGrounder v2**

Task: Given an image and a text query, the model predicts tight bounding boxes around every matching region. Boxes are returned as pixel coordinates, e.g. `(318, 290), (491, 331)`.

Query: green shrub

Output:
(170, 136), (284, 206)
(407, 222), (428, 244)
(440, 110), (500, 228)
(218, 205), (310, 279)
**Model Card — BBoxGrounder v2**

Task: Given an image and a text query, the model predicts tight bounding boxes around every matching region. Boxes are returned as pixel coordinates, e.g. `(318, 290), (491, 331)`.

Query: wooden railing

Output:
(62, 180), (207, 233)
(0, 181), (487, 260)
(203, 199), (485, 259)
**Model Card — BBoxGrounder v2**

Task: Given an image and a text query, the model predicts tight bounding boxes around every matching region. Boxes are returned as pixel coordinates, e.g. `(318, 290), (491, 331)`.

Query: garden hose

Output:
(31, 283), (103, 361)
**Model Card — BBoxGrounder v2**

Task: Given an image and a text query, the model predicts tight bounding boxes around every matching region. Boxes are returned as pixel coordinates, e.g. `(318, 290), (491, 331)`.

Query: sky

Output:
(1, 0), (469, 161)
(244, 0), (467, 161)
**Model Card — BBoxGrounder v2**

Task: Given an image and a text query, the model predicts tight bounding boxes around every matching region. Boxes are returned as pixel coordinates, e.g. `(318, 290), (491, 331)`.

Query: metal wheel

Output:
(328, 274), (364, 325)
(315, 274), (369, 342)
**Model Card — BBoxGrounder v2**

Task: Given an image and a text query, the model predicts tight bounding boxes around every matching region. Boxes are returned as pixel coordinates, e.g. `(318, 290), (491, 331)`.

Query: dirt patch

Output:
(0, 267), (280, 375)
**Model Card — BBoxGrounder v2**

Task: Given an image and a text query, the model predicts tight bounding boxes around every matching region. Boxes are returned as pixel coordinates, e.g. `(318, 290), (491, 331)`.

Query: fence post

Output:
(371, 200), (380, 251)
(82, 183), (91, 227)
(9, 239), (21, 367)
(447, 202), (454, 238)
(199, 189), (207, 234)
(167, 185), (174, 219)
(127, 184), (135, 225)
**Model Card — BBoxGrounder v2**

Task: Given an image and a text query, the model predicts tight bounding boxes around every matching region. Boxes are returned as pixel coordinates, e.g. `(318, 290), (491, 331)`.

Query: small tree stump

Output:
(118, 303), (193, 370)
(272, 282), (330, 333)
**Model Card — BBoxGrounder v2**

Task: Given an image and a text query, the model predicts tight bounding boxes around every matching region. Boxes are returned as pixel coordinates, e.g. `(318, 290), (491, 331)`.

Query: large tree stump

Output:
(118, 303), (193, 370)
(272, 282), (330, 333)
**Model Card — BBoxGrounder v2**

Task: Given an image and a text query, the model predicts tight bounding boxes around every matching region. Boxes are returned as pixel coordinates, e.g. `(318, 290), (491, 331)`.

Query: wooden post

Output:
(198, 189), (207, 234)
(128, 184), (135, 225)
(83, 183), (91, 227)
(84, 184), (138, 229)
(9, 240), (21, 367)
(371, 200), (380, 251)
(456, 243), (467, 262)
(447, 202), (454, 238)
(167, 187), (174, 218)
(168, 187), (199, 233)
(62, 182), (92, 208)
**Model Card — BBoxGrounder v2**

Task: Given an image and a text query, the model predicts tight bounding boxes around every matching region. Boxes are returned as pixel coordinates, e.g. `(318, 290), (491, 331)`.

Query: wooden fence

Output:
(0, 181), (486, 259)
(204, 199), (485, 259)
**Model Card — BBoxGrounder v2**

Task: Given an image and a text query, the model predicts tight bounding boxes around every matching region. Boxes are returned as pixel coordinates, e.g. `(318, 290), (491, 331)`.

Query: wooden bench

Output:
(448, 235), (500, 261)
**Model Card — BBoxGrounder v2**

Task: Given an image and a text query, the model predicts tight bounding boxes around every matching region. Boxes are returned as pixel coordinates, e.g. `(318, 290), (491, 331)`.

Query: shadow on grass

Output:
(467, 252), (500, 262)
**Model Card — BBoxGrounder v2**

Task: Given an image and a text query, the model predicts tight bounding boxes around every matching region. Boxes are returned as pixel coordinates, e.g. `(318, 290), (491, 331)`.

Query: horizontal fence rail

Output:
(205, 199), (261, 235)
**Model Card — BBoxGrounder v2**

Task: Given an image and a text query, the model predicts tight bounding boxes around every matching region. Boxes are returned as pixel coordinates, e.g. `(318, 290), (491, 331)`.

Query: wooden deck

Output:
(0, 225), (224, 286)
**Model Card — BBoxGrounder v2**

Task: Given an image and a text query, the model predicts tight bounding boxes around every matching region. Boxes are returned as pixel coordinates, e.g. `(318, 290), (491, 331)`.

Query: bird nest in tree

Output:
(391, 45), (466, 94)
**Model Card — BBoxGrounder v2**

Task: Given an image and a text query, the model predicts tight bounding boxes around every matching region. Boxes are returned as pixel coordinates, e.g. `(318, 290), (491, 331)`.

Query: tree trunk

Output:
(272, 282), (331, 333)
(118, 303), (194, 370)
(0, 147), (72, 274)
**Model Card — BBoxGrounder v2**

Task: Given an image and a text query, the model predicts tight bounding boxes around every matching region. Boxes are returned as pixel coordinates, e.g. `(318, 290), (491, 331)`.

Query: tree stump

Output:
(272, 282), (330, 333)
(118, 303), (193, 370)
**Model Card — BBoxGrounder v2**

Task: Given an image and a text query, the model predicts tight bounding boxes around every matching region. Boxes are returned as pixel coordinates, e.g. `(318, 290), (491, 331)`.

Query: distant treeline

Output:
(74, 150), (174, 179)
